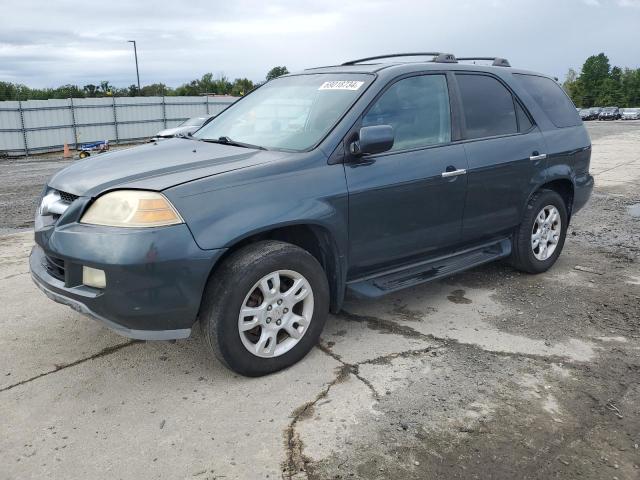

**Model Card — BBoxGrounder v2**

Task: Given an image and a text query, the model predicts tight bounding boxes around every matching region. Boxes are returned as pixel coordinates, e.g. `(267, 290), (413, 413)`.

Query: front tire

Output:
(510, 189), (568, 274)
(200, 240), (330, 377)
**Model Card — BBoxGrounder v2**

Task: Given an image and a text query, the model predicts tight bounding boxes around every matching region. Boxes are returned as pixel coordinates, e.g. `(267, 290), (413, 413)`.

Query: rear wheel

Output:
(200, 240), (329, 376)
(78, 151), (89, 159)
(510, 189), (568, 274)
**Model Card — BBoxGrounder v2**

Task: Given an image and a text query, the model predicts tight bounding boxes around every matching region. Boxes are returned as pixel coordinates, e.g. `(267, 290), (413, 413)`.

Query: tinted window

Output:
(515, 102), (533, 132)
(457, 74), (517, 139)
(363, 75), (451, 151)
(514, 74), (580, 128)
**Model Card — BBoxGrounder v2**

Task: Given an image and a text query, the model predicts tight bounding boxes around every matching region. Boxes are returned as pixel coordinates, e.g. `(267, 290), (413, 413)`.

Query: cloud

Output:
(0, 0), (639, 88)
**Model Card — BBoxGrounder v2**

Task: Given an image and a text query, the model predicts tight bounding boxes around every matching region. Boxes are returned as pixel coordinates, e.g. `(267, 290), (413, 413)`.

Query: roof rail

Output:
(342, 52), (457, 66)
(457, 57), (511, 67)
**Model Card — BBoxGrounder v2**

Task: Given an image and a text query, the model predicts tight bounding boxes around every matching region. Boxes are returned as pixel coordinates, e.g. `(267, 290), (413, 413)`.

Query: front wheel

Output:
(200, 240), (330, 376)
(510, 189), (568, 274)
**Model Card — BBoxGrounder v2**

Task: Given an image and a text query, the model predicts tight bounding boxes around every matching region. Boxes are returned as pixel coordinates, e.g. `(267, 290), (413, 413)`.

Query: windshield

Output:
(194, 73), (373, 151)
(603, 107), (617, 112)
(180, 117), (208, 127)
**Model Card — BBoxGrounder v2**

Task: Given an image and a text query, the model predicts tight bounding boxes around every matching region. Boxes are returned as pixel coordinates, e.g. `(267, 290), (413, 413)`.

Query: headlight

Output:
(81, 190), (183, 227)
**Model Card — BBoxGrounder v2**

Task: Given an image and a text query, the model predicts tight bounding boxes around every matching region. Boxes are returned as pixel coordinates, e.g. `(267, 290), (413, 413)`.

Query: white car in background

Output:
(149, 116), (214, 142)
(621, 108), (640, 120)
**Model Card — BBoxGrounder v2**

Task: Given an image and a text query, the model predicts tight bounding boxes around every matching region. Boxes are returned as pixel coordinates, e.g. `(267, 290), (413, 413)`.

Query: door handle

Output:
(441, 168), (467, 178)
(529, 153), (547, 161)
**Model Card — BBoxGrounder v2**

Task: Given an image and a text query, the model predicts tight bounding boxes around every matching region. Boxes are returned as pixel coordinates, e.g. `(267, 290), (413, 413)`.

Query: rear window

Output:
(513, 74), (580, 128)
(456, 74), (518, 139)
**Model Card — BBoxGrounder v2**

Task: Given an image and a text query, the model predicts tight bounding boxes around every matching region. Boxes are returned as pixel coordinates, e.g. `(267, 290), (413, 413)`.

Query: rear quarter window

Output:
(513, 74), (580, 128)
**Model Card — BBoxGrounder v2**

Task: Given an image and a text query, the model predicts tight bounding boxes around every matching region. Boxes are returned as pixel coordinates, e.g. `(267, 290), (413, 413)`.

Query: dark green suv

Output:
(30, 53), (593, 376)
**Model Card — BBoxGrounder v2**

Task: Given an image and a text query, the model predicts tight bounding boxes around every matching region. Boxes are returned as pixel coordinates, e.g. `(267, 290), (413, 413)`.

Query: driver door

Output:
(345, 73), (468, 278)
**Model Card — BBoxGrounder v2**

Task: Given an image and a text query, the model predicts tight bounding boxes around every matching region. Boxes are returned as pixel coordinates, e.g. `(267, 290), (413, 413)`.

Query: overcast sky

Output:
(1, 0), (639, 88)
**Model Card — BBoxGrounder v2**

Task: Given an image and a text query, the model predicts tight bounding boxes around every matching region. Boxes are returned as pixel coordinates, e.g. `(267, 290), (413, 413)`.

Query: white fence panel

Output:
(0, 95), (236, 156)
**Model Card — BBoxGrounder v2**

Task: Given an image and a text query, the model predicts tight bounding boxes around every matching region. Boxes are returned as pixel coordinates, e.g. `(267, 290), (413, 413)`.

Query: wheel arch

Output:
(526, 176), (575, 221)
(204, 222), (346, 314)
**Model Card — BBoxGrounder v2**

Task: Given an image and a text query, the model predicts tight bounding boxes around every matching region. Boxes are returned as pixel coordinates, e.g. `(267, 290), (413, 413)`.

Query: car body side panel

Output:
(345, 144), (468, 278)
(460, 128), (548, 242)
(165, 152), (349, 262)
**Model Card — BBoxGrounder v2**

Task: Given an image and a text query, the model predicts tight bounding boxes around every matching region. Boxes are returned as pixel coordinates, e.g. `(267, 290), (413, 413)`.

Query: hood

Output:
(48, 138), (278, 197)
(154, 125), (199, 137)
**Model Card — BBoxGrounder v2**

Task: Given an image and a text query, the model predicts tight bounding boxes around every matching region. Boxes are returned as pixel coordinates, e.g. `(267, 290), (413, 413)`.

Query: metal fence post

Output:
(162, 96), (167, 128)
(69, 97), (79, 148)
(17, 100), (28, 157)
(112, 96), (119, 144)
(205, 96), (210, 115)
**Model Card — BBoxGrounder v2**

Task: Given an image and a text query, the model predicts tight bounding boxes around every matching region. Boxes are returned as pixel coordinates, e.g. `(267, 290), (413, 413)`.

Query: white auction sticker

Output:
(318, 81), (365, 91)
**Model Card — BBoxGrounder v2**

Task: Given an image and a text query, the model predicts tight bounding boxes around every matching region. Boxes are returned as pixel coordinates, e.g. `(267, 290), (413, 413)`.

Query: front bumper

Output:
(30, 222), (225, 340)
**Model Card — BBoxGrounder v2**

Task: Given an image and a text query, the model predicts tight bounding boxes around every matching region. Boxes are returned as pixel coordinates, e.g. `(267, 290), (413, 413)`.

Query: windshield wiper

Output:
(199, 136), (267, 150)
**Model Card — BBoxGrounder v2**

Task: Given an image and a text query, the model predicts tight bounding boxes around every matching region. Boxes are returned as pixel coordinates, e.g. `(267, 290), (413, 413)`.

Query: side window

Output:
(456, 74), (517, 139)
(515, 101), (533, 132)
(513, 74), (580, 128)
(362, 75), (451, 151)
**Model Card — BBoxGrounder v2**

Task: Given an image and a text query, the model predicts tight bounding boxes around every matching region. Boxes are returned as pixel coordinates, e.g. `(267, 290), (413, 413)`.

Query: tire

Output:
(200, 240), (330, 377)
(510, 189), (568, 274)
(78, 151), (89, 159)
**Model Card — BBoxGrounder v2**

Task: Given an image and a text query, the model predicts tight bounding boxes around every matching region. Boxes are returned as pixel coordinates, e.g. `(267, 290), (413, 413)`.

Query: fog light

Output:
(82, 266), (106, 289)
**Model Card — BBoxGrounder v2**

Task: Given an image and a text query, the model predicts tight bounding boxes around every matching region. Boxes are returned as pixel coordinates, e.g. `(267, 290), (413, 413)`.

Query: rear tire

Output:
(200, 240), (330, 377)
(510, 189), (568, 274)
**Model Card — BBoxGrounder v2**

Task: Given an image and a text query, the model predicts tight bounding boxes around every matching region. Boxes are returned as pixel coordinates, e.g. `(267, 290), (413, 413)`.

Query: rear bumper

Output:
(573, 173), (594, 214)
(30, 223), (225, 340)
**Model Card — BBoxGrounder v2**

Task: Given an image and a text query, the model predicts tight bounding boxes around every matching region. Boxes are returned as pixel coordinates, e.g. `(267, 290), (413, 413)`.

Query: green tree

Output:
(126, 84), (139, 96)
(99, 81), (113, 96)
(621, 68), (640, 106)
(563, 68), (584, 106)
(231, 78), (254, 96)
(140, 83), (171, 96)
(83, 84), (98, 97)
(174, 80), (200, 96)
(198, 73), (217, 93)
(579, 53), (610, 107)
(266, 66), (289, 81)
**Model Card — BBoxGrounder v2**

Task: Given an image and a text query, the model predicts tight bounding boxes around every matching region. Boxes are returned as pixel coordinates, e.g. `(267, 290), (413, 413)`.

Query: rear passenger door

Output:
(455, 73), (547, 243)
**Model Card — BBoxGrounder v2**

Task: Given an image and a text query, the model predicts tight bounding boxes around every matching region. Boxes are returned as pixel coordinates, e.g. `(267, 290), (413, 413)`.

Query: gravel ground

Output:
(0, 121), (638, 480)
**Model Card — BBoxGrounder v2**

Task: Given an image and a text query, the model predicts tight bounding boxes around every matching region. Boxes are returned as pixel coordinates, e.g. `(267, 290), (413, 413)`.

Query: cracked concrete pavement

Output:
(1, 121), (639, 479)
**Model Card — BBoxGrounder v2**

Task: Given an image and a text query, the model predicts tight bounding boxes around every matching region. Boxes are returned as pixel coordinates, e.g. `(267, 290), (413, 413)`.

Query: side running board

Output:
(347, 238), (512, 298)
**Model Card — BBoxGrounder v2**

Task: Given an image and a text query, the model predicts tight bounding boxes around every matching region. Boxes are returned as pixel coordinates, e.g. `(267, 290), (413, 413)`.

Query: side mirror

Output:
(350, 125), (394, 156)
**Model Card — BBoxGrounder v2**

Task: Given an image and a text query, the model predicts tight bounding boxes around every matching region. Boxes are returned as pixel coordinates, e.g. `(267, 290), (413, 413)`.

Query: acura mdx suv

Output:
(30, 53), (593, 376)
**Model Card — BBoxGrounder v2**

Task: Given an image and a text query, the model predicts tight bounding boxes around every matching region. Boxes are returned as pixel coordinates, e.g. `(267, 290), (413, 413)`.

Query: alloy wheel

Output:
(237, 270), (314, 358)
(531, 205), (561, 261)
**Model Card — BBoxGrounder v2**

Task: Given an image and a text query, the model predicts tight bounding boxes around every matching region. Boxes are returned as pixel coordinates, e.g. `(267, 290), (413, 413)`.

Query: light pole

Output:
(127, 40), (140, 93)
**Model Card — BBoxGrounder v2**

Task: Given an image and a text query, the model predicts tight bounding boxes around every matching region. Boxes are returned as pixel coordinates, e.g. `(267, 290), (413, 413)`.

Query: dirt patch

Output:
(447, 289), (472, 304)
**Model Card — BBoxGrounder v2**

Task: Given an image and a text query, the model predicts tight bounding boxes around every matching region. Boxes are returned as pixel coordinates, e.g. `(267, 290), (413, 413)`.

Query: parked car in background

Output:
(579, 108), (600, 121)
(30, 52), (593, 376)
(599, 107), (621, 120)
(588, 107), (601, 120)
(579, 109), (592, 121)
(149, 116), (215, 142)
(622, 108), (640, 120)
